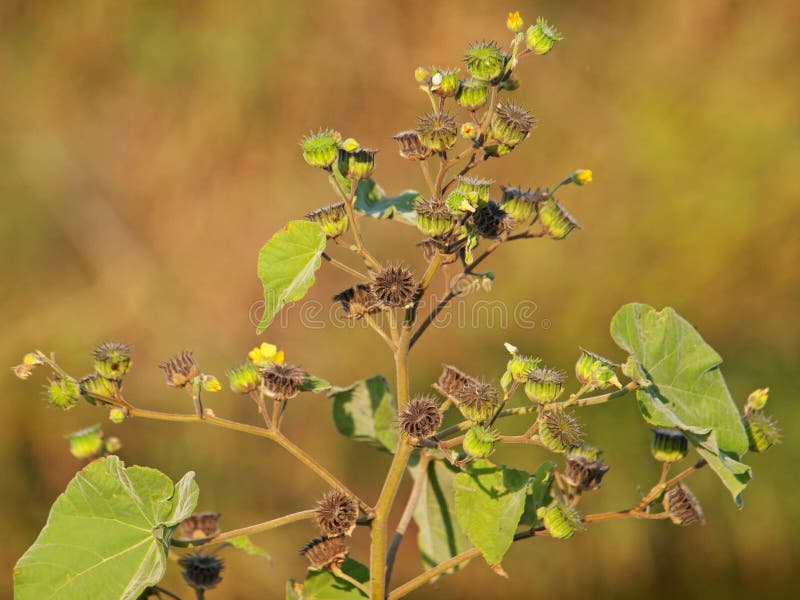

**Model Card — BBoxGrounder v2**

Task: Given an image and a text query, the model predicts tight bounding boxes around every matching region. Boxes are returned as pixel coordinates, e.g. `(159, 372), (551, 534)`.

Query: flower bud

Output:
(525, 17), (563, 55)
(464, 41), (507, 82)
(499, 185), (543, 223)
(571, 169), (592, 186)
(431, 68), (460, 97)
(260, 362), (306, 400)
(538, 199), (579, 239)
(663, 483), (705, 526)
(575, 348), (620, 390)
(305, 203), (349, 239)
(414, 66), (430, 84)
(456, 79), (490, 111)
(454, 380), (500, 423)
(490, 102), (535, 147)
(524, 367), (566, 404)
(417, 112), (458, 152)
(301, 535), (348, 570)
(316, 490), (358, 537)
(537, 500), (582, 539)
(539, 409), (583, 452)
(463, 424), (498, 458)
(392, 130), (432, 161)
(92, 342), (132, 381)
(301, 129), (342, 169)
(14, 352), (43, 379)
(104, 437), (122, 454)
(202, 375), (222, 392)
(179, 552), (225, 591)
(743, 411), (781, 453)
(745, 388), (769, 412)
(228, 362), (261, 394)
(109, 408), (126, 424)
(564, 446), (609, 491)
(399, 395), (442, 440)
(46, 375), (81, 410)
(338, 146), (377, 180)
(650, 428), (689, 463)
(415, 198), (457, 238)
(248, 342), (285, 368)
(67, 425), (104, 459)
(507, 11), (524, 33)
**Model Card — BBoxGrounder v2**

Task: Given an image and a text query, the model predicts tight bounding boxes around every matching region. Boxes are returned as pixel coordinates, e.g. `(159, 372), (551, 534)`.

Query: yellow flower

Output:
(248, 343), (285, 367)
(507, 11), (524, 33)
(341, 137), (360, 152)
(461, 122), (477, 139)
(573, 169), (593, 186)
(202, 375), (222, 392)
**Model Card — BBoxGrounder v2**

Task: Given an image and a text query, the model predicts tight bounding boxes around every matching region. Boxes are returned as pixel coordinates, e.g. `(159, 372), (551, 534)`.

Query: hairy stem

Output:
(171, 509), (317, 548)
(322, 252), (370, 281)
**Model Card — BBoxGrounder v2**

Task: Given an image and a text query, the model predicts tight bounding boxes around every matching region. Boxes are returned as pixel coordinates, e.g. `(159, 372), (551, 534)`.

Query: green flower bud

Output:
(417, 112), (458, 152)
(499, 186), (544, 223)
(464, 41), (507, 82)
(538, 199), (579, 239)
(490, 102), (535, 147)
(743, 412), (781, 453)
(539, 408), (583, 452)
(301, 129), (342, 169)
(306, 203), (350, 239)
(104, 437), (122, 454)
(92, 342), (132, 381)
(650, 428), (689, 463)
(570, 169), (592, 186)
(415, 198), (456, 238)
(525, 17), (564, 56)
(454, 380), (500, 423)
(228, 362), (261, 395)
(445, 190), (475, 215)
(46, 375), (81, 410)
(463, 424), (498, 458)
(431, 68), (460, 97)
(456, 79), (490, 111)
(456, 176), (493, 206)
(202, 375), (222, 392)
(67, 425), (104, 460)
(575, 348), (620, 390)
(663, 483), (705, 526)
(414, 66), (430, 84)
(79, 373), (117, 403)
(392, 130), (432, 161)
(537, 500), (582, 539)
(524, 367), (566, 404)
(341, 137), (360, 152)
(746, 388), (769, 412)
(109, 408), (126, 424)
(338, 146), (378, 180)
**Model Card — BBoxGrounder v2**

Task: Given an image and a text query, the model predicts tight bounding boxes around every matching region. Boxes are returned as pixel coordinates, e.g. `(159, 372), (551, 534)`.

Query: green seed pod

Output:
(415, 198), (456, 238)
(525, 17), (564, 55)
(431, 68), (460, 97)
(456, 79), (490, 111)
(650, 428), (689, 463)
(456, 176), (493, 206)
(506, 352), (541, 385)
(67, 425), (104, 460)
(445, 190), (475, 215)
(228, 362), (261, 395)
(524, 367), (566, 404)
(745, 388), (769, 412)
(46, 375), (81, 410)
(663, 483), (705, 526)
(338, 146), (378, 180)
(743, 412), (781, 453)
(92, 342), (132, 381)
(464, 41), (506, 82)
(537, 500), (582, 539)
(490, 102), (535, 147)
(538, 199), (580, 239)
(305, 203), (350, 239)
(79, 373), (117, 404)
(392, 130), (432, 161)
(417, 112), (458, 152)
(575, 348), (620, 390)
(499, 186), (542, 223)
(463, 424), (498, 458)
(539, 409), (583, 452)
(301, 129), (342, 169)
(471, 201), (514, 239)
(484, 143), (514, 157)
(455, 380), (500, 423)
(109, 408), (126, 424)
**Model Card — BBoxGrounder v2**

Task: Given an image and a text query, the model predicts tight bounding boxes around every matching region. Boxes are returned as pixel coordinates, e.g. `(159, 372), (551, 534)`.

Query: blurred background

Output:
(1, 0), (798, 598)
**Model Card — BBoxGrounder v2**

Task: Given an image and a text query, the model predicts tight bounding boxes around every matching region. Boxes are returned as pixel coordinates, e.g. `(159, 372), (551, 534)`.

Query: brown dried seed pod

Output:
(300, 534), (348, 569)
(315, 490), (358, 536)
(178, 512), (222, 539)
(260, 362), (306, 399)
(333, 284), (380, 319)
(159, 350), (200, 388)
(399, 395), (442, 439)
(663, 483), (705, 526)
(370, 264), (416, 309)
(471, 200), (514, 238)
(178, 552), (224, 591)
(563, 453), (609, 492)
(392, 129), (432, 161)
(438, 364), (479, 398)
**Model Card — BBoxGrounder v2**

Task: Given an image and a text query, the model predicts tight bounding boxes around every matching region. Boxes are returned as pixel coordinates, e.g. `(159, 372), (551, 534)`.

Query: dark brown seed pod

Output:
(158, 350), (200, 388)
(663, 483), (705, 526)
(178, 512), (222, 539)
(260, 362), (306, 399)
(370, 265), (416, 309)
(471, 200), (514, 238)
(178, 552), (224, 591)
(300, 534), (348, 569)
(315, 490), (358, 536)
(563, 450), (609, 492)
(438, 364), (479, 398)
(398, 395), (442, 439)
(392, 130), (432, 161)
(333, 284), (380, 319)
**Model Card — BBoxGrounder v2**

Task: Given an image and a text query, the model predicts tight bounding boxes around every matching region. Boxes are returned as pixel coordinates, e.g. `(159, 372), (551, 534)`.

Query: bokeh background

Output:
(1, 0), (798, 598)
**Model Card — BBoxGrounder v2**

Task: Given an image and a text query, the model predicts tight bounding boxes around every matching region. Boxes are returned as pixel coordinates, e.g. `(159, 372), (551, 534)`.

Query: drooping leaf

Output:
(353, 179), (420, 226)
(301, 374), (332, 393)
(519, 461), (556, 527)
(410, 459), (472, 577)
(454, 459), (529, 565)
(610, 303), (751, 504)
(329, 375), (398, 453)
(227, 535), (271, 563)
(286, 558), (368, 599)
(256, 220), (327, 333)
(14, 456), (198, 600)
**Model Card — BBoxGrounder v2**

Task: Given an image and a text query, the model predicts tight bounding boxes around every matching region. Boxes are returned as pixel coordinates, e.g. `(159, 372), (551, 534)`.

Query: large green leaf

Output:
(610, 303), (751, 504)
(256, 220), (326, 333)
(329, 375), (398, 453)
(519, 461), (556, 527)
(286, 558), (368, 599)
(347, 177), (419, 226)
(14, 456), (198, 600)
(410, 459), (472, 576)
(454, 460), (529, 565)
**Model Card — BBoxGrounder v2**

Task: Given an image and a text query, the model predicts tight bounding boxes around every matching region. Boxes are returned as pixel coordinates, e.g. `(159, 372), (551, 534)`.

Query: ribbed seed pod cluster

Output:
(399, 395), (442, 440)
(333, 284), (380, 319)
(260, 362), (306, 399)
(663, 483), (705, 526)
(650, 428), (689, 463)
(300, 534), (348, 570)
(539, 408), (583, 452)
(305, 203), (349, 239)
(315, 490), (358, 537)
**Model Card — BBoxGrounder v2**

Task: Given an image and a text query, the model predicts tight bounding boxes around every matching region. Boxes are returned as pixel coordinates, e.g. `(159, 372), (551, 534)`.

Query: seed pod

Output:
(650, 428), (688, 463)
(663, 483), (705, 526)
(398, 395), (442, 440)
(454, 380), (500, 423)
(178, 552), (224, 591)
(456, 176), (493, 207)
(743, 411), (781, 453)
(46, 375), (81, 410)
(305, 203), (349, 239)
(415, 198), (457, 238)
(524, 367), (566, 404)
(179, 512), (222, 539)
(438, 364), (479, 398)
(499, 185), (544, 223)
(525, 17), (564, 55)
(490, 102), (535, 147)
(370, 264), (416, 309)
(338, 146), (377, 180)
(392, 130), (431, 161)
(564, 446), (609, 491)
(537, 500), (582, 539)
(92, 342), (132, 381)
(575, 348), (620, 390)
(79, 373), (117, 404)
(471, 200), (514, 239)
(159, 350), (200, 389)
(333, 284), (380, 319)
(463, 424), (498, 458)
(430, 68), (460, 97)
(67, 424), (104, 459)
(300, 535), (348, 570)
(301, 129), (342, 169)
(260, 362), (306, 400)
(316, 490), (358, 536)
(417, 112), (458, 152)
(505, 352), (541, 385)
(539, 408), (583, 452)
(464, 40), (506, 82)
(538, 199), (580, 239)
(456, 79), (490, 111)
(228, 362), (261, 395)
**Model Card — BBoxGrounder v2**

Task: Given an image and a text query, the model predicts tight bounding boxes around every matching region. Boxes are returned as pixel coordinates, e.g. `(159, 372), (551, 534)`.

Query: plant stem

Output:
(322, 252), (369, 281)
(388, 547), (481, 599)
(365, 314), (396, 350)
(332, 565), (371, 596)
(331, 175), (382, 270)
(172, 509), (317, 548)
(419, 161), (436, 197)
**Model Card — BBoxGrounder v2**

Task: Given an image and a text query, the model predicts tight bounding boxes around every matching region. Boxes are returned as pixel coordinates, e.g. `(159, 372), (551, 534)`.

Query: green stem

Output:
(172, 509), (316, 548)
(322, 252), (369, 281)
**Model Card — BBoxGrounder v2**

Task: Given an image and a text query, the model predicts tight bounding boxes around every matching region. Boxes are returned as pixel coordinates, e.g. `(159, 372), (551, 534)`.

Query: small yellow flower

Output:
(23, 352), (43, 366)
(202, 375), (222, 392)
(414, 66), (429, 84)
(341, 137), (361, 152)
(573, 169), (593, 186)
(248, 343), (285, 367)
(461, 122), (477, 139)
(507, 11), (524, 33)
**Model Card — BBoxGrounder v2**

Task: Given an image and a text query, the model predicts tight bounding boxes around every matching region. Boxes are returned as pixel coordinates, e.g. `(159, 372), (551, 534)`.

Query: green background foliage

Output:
(0, 1), (797, 598)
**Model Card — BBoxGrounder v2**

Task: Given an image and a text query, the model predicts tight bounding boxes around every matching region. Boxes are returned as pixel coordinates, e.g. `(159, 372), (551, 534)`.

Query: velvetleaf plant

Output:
(12, 11), (779, 600)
